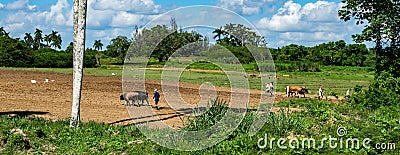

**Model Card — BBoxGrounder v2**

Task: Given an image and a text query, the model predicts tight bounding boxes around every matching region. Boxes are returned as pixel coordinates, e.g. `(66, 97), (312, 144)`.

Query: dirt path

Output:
(0, 70), (341, 128)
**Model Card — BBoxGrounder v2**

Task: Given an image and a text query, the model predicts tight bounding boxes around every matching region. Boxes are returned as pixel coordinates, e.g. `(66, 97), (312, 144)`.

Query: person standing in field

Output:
(153, 89), (160, 110)
(265, 83), (271, 96)
(318, 85), (324, 99)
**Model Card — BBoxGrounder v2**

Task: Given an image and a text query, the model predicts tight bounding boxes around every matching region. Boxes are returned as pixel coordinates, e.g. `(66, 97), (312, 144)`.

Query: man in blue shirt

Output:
(153, 89), (160, 110)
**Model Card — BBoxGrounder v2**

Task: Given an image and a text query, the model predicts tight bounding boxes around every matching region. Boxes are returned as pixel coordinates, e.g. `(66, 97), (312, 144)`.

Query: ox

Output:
(286, 86), (309, 98)
(120, 91), (150, 107)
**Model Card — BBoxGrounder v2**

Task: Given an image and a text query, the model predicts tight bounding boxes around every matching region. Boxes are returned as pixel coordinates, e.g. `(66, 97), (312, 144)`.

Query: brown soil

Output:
(0, 70), (339, 127)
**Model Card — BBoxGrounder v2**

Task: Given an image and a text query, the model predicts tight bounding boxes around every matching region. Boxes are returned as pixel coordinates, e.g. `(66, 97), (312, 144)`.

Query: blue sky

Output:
(0, 0), (367, 49)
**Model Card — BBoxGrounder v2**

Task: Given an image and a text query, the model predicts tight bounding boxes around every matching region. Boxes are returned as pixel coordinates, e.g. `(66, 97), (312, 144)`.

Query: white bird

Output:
(51, 80), (56, 82)
(31, 80), (37, 84)
(112, 73), (116, 76)
(44, 79), (49, 83)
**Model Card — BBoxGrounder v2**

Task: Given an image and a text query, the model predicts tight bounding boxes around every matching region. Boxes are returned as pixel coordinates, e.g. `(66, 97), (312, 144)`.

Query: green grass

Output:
(275, 70), (372, 95)
(1, 98), (398, 154)
(1, 63), (373, 96)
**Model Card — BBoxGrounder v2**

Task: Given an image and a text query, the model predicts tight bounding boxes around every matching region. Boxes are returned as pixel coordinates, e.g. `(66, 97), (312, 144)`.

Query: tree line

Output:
(0, 24), (375, 69)
(0, 20), (383, 70)
(0, 27), (97, 68)
(270, 40), (374, 67)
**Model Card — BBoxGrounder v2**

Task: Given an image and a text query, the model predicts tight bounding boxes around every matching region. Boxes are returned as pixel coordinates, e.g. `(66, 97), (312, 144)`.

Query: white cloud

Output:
(27, 4), (36, 10)
(242, 6), (259, 15)
(92, 30), (108, 38)
(42, 0), (70, 26)
(5, 0), (26, 9)
(255, 0), (341, 32)
(1, 0), (165, 50)
(301, 1), (339, 22)
(252, 0), (364, 47)
(93, 0), (161, 14)
(111, 12), (145, 27)
(85, 0), (114, 27)
(4, 23), (26, 33)
(275, 40), (287, 47)
(218, 0), (277, 16)
(280, 32), (345, 41)
(5, 0), (36, 10)
(218, 0), (243, 10)
(85, 0), (160, 28)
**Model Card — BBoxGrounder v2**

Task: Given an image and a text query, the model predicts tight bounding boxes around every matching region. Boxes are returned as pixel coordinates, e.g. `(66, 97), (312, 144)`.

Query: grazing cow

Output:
(120, 91), (150, 107)
(249, 74), (257, 78)
(286, 86), (309, 98)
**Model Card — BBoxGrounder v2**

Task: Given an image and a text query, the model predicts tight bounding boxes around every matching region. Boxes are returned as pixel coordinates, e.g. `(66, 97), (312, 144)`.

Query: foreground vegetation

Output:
(1, 97), (398, 154)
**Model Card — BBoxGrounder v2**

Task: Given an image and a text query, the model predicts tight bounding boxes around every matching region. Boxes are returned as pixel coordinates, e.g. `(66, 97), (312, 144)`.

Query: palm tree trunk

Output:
(70, 0), (87, 127)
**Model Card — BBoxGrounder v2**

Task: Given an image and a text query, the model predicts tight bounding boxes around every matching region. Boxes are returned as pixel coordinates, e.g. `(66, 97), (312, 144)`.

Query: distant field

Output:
(1, 64), (373, 96)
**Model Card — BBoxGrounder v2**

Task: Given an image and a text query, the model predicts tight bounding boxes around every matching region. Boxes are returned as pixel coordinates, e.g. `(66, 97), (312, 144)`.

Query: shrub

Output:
(274, 61), (320, 72)
(0, 36), (34, 67)
(33, 48), (72, 68)
(257, 62), (275, 72)
(349, 72), (400, 109)
(264, 107), (304, 136)
(32, 48), (98, 68)
(83, 50), (98, 68)
(183, 98), (229, 131)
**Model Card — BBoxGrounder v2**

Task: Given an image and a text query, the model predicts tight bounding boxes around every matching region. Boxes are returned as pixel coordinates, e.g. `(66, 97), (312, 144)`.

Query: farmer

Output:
(265, 83), (271, 96)
(265, 82), (274, 96)
(153, 89), (160, 110)
(318, 85), (324, 99)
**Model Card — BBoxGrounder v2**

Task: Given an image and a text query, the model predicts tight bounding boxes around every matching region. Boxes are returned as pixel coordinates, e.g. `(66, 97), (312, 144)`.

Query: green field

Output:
(1, 63), (372, 96)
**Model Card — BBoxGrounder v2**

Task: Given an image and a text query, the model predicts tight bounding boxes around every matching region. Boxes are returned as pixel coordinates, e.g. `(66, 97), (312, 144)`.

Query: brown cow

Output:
(286, 86), (309, 98)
